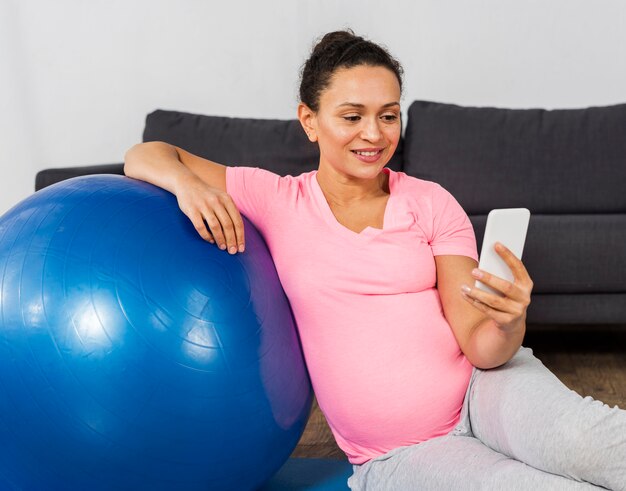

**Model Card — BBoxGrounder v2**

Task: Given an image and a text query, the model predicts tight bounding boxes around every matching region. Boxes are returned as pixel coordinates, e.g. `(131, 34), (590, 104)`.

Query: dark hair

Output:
(299, 29), (404, 112)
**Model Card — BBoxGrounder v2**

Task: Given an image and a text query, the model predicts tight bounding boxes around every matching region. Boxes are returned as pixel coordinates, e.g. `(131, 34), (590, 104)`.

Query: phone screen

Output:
(475, 208), (530, 295)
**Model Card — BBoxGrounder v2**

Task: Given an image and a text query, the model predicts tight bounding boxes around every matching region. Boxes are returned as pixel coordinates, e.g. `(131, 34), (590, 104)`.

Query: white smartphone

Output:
(475, 208), (531, 295)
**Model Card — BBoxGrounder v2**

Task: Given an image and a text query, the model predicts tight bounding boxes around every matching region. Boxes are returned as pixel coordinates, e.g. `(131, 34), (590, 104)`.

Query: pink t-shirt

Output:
(226, 166), (478, 465)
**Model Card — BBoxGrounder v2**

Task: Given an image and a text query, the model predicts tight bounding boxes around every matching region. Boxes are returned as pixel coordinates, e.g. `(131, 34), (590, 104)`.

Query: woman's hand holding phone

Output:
(461, 208), (533, 332)
(462, 242), (534, 333)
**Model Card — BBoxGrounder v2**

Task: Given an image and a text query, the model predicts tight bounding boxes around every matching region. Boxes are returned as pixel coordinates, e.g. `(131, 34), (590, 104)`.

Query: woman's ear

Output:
(297, 103), (318, 143)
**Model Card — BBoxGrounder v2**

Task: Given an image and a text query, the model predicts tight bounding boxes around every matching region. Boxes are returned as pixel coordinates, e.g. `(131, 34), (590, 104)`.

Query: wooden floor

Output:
(291, 324), (626, 460)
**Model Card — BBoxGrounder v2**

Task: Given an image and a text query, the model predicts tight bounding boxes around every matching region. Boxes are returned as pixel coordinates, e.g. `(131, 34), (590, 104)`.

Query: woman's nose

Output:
(360, 118), (383, 142)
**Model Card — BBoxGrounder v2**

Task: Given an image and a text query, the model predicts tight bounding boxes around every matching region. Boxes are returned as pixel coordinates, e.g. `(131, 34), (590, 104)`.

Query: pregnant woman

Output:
(124, 29), (626, 490)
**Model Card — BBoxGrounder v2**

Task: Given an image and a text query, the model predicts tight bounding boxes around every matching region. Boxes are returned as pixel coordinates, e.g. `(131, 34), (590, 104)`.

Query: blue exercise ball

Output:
(0, 175), (313, 491)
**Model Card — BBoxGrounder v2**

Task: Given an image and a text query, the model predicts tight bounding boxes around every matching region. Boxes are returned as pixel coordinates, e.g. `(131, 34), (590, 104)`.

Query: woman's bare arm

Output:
(435, 246), (531, 369)
(123, 142), (245, 253)
(124, 141), (227, 193)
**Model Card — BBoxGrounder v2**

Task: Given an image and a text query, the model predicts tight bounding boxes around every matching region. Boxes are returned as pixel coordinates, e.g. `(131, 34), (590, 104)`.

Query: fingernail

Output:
(238, 244), (245, 252)
(229, 246), (237, 254)
(219, 244), (226, 250)
(472, 268), (483, 279)
(461, 284), (472, 294)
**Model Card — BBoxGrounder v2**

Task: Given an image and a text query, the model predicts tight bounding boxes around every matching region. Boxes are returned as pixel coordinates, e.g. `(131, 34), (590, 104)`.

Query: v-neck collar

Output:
(311, 167), (394, 241)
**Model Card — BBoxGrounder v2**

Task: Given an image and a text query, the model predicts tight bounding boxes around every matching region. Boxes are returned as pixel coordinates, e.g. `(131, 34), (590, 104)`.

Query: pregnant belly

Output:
(298, 289), (473, 448)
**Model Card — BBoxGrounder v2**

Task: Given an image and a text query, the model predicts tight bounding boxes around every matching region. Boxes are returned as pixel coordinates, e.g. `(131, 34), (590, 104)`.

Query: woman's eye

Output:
(342, 114), (398, 122)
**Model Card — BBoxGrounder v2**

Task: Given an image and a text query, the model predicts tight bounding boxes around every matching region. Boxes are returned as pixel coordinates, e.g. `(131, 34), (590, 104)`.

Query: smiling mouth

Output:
(351, 149), (383, 156)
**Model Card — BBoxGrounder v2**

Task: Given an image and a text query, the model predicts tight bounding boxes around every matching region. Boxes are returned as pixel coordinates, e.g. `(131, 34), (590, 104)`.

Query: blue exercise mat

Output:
(260, 458), (353, 490)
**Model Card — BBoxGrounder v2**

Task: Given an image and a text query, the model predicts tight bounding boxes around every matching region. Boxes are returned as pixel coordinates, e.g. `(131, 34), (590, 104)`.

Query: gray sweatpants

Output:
(348, 346), (626, 490)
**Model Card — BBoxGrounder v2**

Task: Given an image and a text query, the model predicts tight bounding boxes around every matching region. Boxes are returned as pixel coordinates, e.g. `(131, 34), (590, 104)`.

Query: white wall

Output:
(1, 0), (625, 215)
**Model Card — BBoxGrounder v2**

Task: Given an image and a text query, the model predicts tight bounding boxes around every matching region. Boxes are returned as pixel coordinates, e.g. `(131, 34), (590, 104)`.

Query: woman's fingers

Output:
(194, 199), (244, 254)
(202, 210), (229, 250)
(189, 210), (216, 243)
(222, 198), (245, 252)
(461, 243), (534, 330)
(494, 242), (533, 288)
(460, 290), (519, 327)
(462, 283), (525, 316)
(461, 283), (528, 331)
(210, 206), (241, 254)
(176, 176), (245, 252)
(208, 194), (245, 253)
(472, 268), (530, 304)
(470, 242), (534, 301)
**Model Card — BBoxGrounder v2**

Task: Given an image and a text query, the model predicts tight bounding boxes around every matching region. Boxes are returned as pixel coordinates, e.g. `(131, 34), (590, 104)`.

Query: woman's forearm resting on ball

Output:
(123, 142), (228, 194)
(123, 142), (245, 251)
(124, 141), (191, 194)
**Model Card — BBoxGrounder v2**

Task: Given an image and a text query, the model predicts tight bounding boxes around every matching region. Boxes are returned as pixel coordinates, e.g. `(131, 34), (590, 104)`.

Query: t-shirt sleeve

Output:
(225, 165), (281, 229)
(428, 183), (478, 261)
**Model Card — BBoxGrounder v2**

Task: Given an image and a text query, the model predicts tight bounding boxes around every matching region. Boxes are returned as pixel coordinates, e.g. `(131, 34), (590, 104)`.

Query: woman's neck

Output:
(316, 166), (389, 207)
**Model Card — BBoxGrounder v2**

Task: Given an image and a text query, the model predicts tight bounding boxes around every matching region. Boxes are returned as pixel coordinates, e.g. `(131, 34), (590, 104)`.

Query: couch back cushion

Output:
(143, 109), (404, 176)
(403, 100), (626, 214)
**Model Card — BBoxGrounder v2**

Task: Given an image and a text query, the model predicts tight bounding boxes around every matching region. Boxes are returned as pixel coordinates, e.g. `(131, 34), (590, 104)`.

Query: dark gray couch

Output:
(35, 101), (626, 324)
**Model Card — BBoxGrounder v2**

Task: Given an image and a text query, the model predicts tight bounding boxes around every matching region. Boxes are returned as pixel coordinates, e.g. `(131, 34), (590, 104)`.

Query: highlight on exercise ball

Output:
(0, 175), (312, 491)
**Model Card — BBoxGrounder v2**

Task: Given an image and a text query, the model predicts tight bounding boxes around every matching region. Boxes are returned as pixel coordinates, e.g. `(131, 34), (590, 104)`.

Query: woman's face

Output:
(302, 64), (402, 183)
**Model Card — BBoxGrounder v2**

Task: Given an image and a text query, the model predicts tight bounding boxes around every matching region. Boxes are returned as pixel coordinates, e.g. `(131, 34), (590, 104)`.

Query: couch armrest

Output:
(35, 163), (125, 191)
